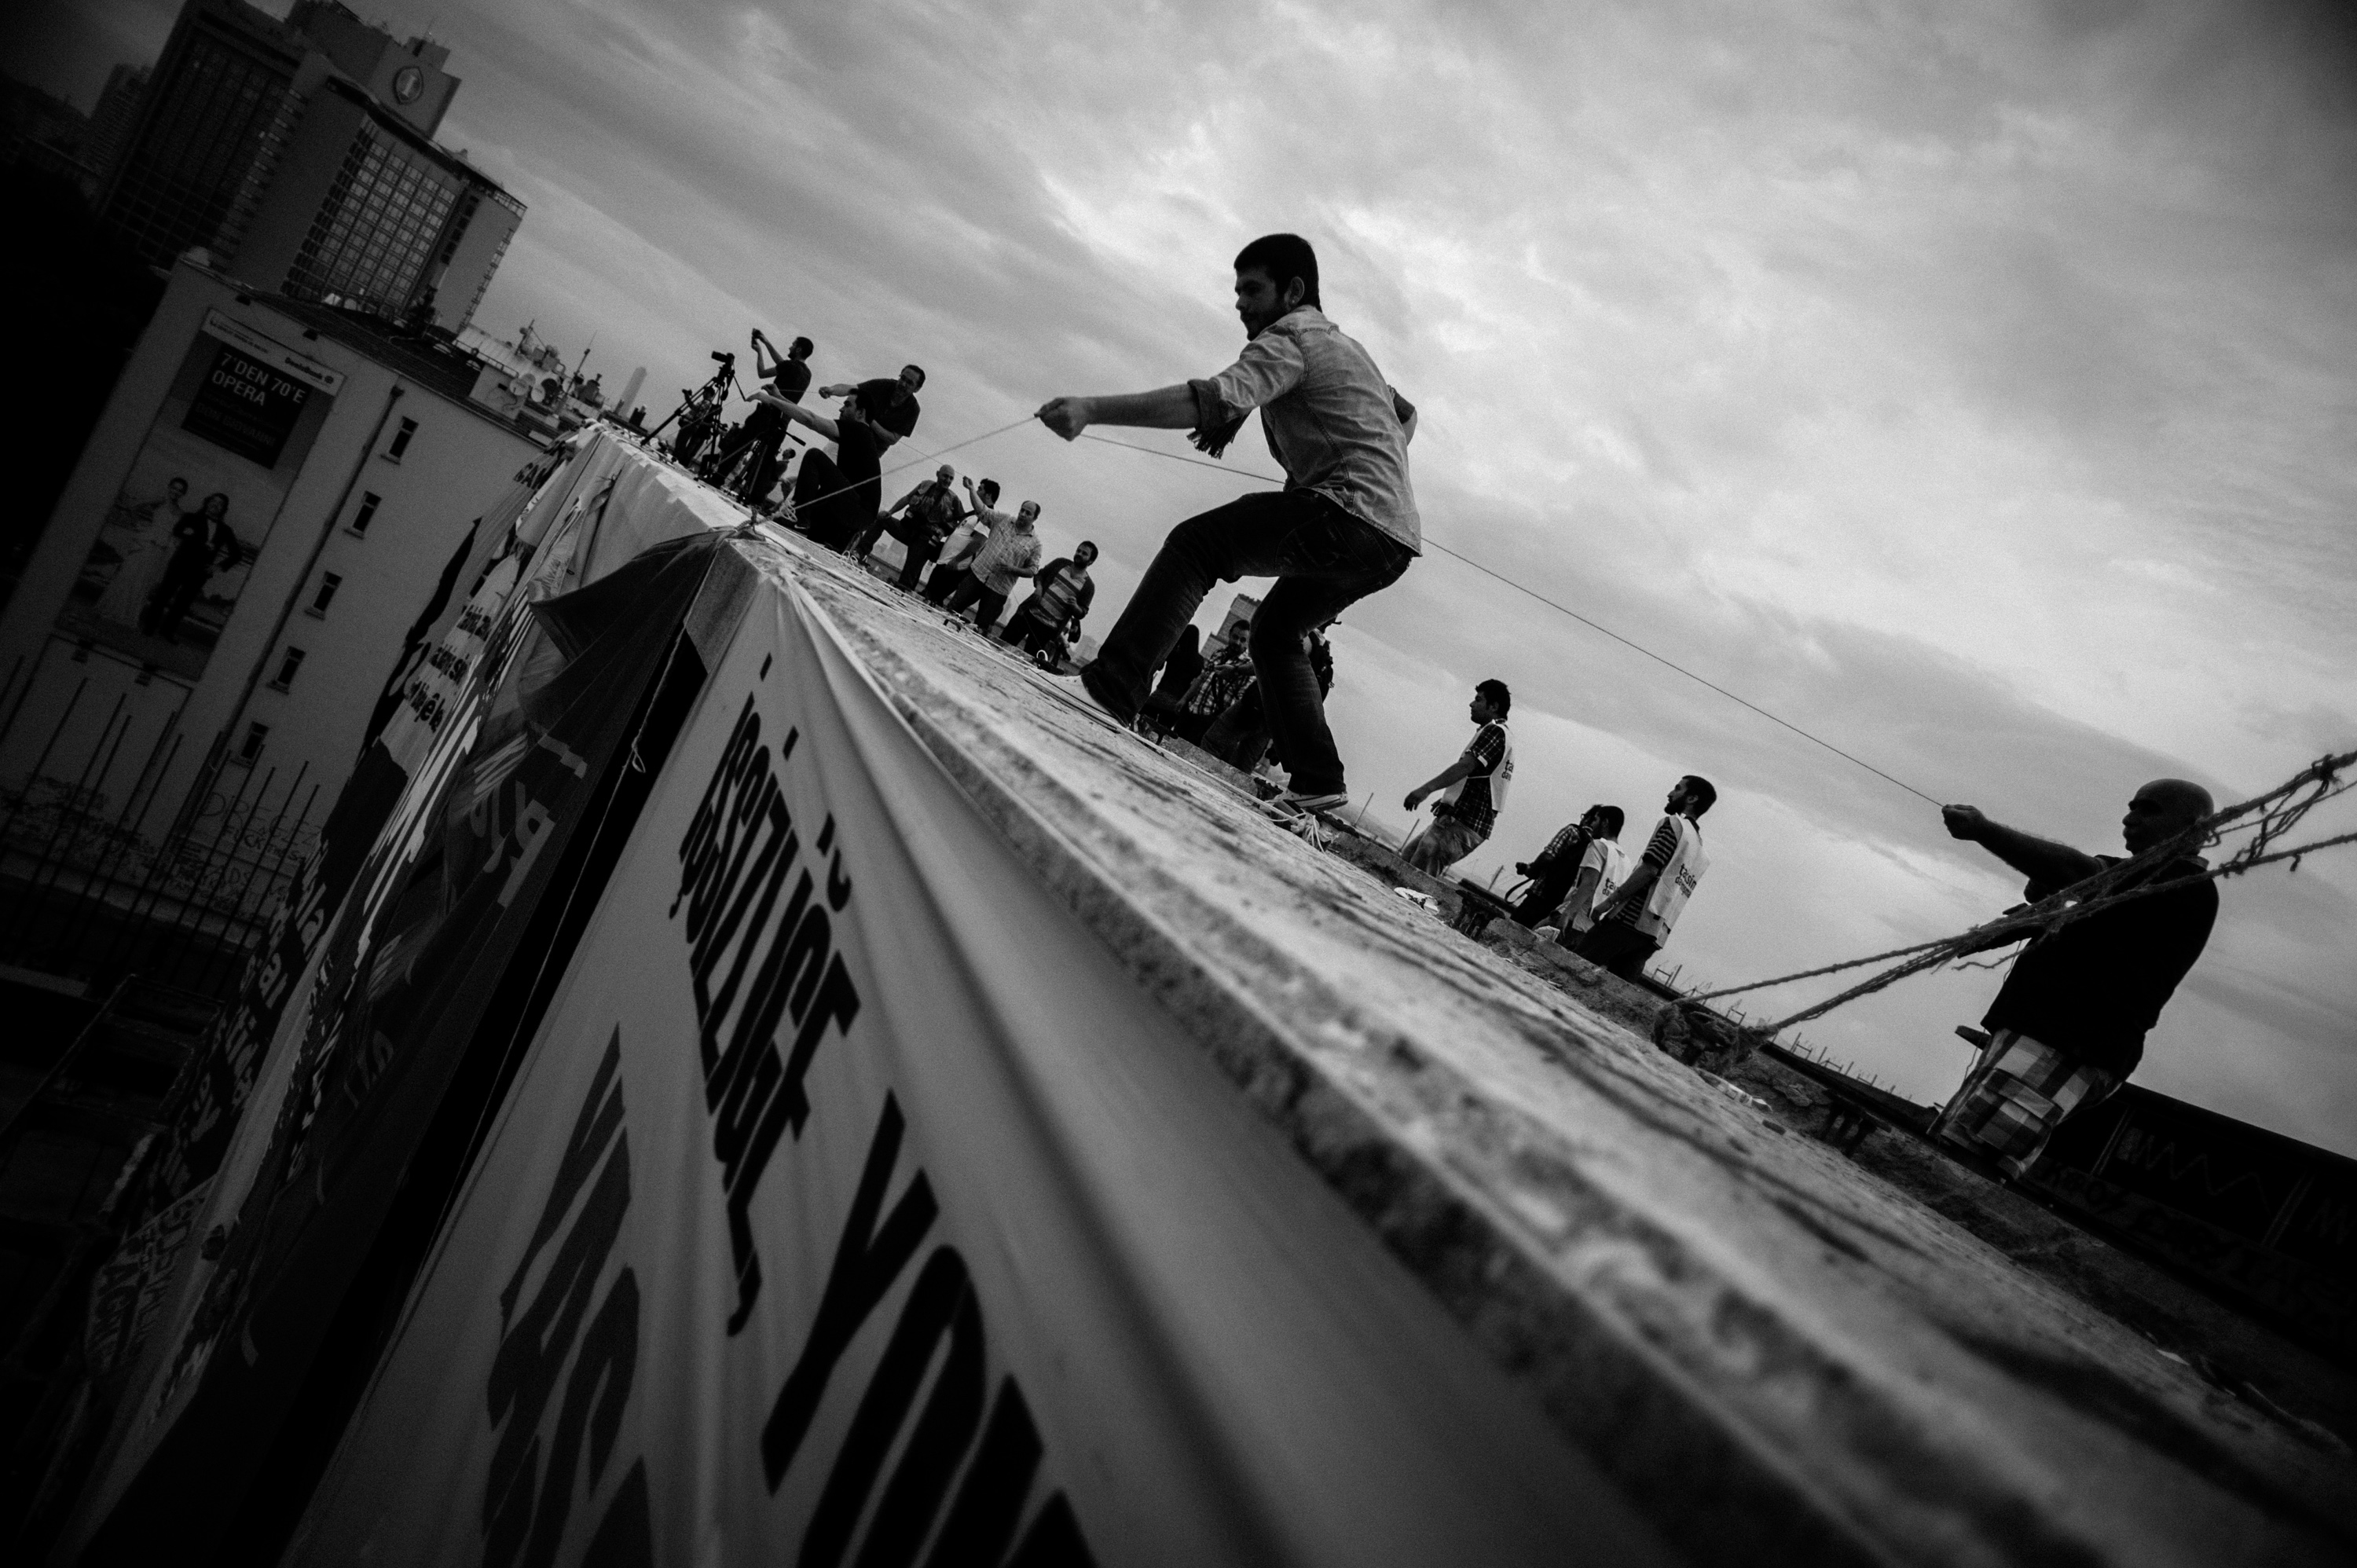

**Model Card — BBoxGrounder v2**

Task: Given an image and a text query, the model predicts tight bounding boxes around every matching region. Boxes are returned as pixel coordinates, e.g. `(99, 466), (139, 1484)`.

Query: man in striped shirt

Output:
(1003, 541), (1098, 658)
(1402, 680), (1514, 874)
(1577, 776), (1715, 980)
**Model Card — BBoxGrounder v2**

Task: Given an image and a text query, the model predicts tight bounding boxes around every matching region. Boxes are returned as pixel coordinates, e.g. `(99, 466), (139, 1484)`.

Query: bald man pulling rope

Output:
(1934, 779), (2220, 1180)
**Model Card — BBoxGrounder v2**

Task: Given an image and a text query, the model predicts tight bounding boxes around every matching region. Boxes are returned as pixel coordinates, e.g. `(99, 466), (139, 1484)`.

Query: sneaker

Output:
(1054, 670), (1152, 731)
(1255, 791), (1348, 847)
(1268, 789), (1350, 815)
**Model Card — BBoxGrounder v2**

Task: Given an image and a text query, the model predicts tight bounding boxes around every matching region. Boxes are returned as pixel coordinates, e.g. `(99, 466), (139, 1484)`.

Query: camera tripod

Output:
(646, 351), (742, 467)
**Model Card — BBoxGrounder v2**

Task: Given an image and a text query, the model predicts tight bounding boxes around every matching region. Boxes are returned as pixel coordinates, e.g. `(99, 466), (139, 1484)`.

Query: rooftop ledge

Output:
(703, 503), (2352, 1566)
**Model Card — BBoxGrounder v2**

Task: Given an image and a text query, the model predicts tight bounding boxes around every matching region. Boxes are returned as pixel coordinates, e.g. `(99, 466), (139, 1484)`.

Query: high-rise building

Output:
(97, 0), (308, 271)
(233, 74), (523, 329)
(0, 71), (97, 188)
(98, 0), (521, 332)
(82, 64), (151, 191)
(282, 0), (460, 137)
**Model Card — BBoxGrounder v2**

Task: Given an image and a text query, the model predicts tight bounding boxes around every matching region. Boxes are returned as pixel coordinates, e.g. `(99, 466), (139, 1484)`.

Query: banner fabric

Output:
(60, 434), (737, 1563)
(286, 554), (1648, 1568)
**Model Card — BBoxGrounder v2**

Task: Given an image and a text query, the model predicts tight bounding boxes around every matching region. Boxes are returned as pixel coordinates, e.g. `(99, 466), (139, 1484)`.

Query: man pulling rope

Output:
(1927, 779), (2218, 1179)
(1036, 233), (1421, 819)
(1682, 749), (2355, 1179)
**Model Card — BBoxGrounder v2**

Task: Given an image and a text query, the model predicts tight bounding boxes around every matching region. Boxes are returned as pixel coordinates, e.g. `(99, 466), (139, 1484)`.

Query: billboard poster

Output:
(67, 533), (724, 1566)
(283, 559), (1618, 1568)
(50, 435), (674, 1559)
(58, 310), (343, 682)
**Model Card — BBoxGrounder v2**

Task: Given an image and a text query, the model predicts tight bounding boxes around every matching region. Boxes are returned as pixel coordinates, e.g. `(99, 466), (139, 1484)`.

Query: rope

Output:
(878, 416), (1042, 485)
(696, 414), (1042, 520)
(1688, 748), (2357, 1032)
(737, 416), (2351, 1037)
(827, 421), (2349, 1036)
(1073, 431), (1944, 805)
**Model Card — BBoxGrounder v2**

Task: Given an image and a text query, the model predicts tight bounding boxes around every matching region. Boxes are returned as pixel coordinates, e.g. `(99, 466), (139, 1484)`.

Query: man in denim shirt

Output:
(1038, 233), (1418, 813)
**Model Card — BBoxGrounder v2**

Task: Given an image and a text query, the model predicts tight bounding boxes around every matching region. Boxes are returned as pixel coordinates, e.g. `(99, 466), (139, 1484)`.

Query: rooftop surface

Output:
(658, 439), (2357, 1562)
(251, 292), (526, 428)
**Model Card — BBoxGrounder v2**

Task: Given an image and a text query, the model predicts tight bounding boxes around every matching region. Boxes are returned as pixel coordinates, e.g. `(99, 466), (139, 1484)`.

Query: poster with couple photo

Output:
(60, 310), (343, 682)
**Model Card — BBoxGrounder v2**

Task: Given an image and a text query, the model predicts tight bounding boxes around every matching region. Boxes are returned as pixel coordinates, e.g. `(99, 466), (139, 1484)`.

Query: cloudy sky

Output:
(18, 0), (2357, 1152)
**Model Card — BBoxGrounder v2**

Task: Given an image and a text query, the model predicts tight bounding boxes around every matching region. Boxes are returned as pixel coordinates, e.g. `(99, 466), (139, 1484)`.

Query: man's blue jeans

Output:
(1082, 489), (1409, 796)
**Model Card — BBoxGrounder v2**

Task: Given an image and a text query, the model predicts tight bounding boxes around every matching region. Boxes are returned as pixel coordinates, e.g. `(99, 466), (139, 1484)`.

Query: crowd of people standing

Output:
(675, 346), (1102, 663)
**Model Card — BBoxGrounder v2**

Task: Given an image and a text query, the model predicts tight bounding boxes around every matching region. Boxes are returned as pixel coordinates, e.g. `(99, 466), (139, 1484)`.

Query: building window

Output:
(349, 491), (381, 534)
(385, 417), (418, 460)
(281, 123), (460, 318)
(268, 647), (306, 691)
(236, 721), (269, 764)
(306, 572), (343, 617)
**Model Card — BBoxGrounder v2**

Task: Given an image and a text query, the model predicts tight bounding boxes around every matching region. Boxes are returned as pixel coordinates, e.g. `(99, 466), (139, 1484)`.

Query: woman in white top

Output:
(94, 477), (188, 626)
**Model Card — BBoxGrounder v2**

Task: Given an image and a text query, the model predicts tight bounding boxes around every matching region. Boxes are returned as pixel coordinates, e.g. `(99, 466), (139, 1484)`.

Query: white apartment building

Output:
(0, 257), (542, 855)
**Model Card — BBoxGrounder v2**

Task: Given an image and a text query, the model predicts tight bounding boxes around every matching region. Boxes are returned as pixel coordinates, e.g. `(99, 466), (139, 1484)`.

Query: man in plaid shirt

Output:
(1933, 779), (2219, 1180)
(944, 500), (1043, 633)
(1402, 680), (1513, 874)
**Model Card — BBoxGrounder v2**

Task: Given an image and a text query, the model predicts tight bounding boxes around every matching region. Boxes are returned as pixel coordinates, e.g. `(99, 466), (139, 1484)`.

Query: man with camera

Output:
(709, 329), (813, 503)
(867, 463), (970, 589)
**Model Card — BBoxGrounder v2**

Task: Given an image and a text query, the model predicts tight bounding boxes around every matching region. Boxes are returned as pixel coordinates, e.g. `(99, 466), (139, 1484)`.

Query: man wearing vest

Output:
(1578, 775), (1714, 980)
(1932, 779), (2219, 1181)
(1507, 804), (1627, 935)
(1402, 680), (1514, 875)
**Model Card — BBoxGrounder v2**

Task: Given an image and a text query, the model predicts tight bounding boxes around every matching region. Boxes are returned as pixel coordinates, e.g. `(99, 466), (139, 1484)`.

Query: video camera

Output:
(710, 349), (736, 372)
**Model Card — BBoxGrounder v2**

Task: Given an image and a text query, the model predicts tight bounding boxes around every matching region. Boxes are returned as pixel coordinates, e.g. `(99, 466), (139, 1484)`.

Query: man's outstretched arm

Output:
(1941, 805), (2103, 892)
(1404, 757), (1475, 812)
(1036, 387), (1197, 441)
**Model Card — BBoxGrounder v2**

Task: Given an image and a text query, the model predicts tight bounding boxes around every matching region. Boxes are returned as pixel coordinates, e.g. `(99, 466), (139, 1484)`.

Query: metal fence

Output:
(0, 669), (319, 999)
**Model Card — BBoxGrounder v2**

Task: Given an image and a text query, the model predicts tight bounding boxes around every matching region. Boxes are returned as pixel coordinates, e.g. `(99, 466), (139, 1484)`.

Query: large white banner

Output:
(286, 555), (1651, 1566)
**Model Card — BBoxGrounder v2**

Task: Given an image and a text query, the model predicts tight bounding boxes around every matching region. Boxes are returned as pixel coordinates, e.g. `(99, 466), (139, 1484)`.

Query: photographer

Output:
(709, 329), (813, 503)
